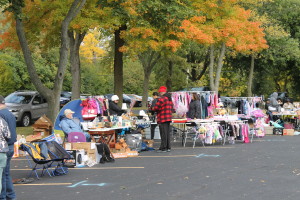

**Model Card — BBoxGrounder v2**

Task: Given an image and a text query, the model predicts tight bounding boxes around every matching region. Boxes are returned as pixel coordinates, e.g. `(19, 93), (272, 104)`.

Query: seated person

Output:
(283, 99), (294, 111)
(60, 109), (91, 142)
(109, 95), (126, 116)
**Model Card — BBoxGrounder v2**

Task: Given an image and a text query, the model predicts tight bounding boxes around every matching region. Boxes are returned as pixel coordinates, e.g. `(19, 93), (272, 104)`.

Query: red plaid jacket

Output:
(152, 94), (173, 124)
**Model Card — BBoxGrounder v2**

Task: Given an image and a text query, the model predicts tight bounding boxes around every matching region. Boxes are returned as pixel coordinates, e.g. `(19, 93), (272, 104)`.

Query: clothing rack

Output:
(227, 96), (263, 101)
(171, 91), (217, 94)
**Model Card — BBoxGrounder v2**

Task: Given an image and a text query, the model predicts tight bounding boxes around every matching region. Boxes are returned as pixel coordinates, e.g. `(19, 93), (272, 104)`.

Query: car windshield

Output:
(61, 92), (72, 98)
(5, 93), (33, 104)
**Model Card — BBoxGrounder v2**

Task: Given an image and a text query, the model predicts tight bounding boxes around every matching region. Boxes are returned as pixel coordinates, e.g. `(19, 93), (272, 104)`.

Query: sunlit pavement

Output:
(11, 135), (300, 200)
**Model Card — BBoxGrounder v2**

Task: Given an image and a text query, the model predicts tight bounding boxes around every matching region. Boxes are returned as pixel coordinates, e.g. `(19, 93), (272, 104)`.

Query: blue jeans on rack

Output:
(0, 145), (16, 200)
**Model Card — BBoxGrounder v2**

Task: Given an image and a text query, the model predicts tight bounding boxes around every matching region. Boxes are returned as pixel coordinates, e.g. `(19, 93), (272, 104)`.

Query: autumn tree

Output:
(0, 0), (86, 122)
(180, 0), (268, 94)
(119, 0), (193, 106)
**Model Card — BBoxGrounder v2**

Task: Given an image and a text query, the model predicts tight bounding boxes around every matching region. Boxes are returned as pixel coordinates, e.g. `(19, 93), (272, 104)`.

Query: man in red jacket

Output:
(151, 86), (173, 152)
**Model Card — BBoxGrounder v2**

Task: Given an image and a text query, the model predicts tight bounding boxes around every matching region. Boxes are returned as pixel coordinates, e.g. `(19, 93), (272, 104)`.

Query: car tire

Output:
(21, 113), (31, 127)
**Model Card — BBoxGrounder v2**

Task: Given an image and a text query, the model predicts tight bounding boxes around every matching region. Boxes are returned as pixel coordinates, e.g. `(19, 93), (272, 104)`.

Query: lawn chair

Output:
(19, 143), (53, 179)
(45, 141), (72, 175)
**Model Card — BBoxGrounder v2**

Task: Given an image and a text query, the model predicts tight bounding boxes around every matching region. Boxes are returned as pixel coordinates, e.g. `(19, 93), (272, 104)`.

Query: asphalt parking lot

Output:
(11, 135), (300, 200)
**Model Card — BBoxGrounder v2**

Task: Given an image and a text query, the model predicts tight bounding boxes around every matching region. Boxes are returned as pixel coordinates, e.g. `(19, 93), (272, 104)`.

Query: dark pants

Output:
(158, 122), (171, 150)
(150, 123), (158, 140)
(0, 145), (16, 200)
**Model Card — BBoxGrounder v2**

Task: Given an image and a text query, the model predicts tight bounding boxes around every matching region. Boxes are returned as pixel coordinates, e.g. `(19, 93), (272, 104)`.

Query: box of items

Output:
(283, 129), (294, 136)
(273, 128), (284, 135)
(264, 126), (273, 135)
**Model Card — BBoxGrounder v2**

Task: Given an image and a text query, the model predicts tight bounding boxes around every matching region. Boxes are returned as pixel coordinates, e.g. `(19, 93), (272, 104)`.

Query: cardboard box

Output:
(283, 129), (294, 136)
(88, 148), (101, 163)
(112, 152), (128, 159)
(26, 134), (43, 142)
(32, 115), (53, 136)
(111, 148), (126, 153)
(64, 142), (72, 150)
(71, 142), (95, 154)
(126, 151), (139, 157)
(33, 128), (48, 136)
(264, 126), (273, 135)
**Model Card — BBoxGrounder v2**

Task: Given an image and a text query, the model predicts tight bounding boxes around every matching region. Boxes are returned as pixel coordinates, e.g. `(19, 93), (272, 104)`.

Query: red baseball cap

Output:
(158, 86), (167, 93)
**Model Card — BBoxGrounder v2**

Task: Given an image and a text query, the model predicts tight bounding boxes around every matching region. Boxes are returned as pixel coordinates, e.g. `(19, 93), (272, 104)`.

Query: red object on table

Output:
(172, 119), (188, 123)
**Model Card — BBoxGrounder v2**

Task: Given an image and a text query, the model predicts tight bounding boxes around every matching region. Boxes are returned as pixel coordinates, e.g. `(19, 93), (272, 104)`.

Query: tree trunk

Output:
(214, 43), (226, 93)
(166, 61), (173, 91)
(182, 49), (210, 82)
(13, 0), (86, 122)
(139, 51), (161, 108)
(69, 31), (86, 100)
(114, 25), (127, 106)
(142, 72), (151, 108)
(247, 54), (255, 97)
(209, 45), (215, 91)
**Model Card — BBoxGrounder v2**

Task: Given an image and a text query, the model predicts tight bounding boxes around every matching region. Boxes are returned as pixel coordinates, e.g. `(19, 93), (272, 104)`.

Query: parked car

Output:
(126, 94), (143, 107)
(5, 91), (48, 127)
(60, 91), (72, 108)
(180, 86), (210, 92)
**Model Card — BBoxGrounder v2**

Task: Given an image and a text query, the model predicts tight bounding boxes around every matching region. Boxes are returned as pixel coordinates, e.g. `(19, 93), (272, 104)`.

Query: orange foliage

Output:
(180, 20), (214, 44)
(128, 27), (155, 39)
(0, 13), (20, 50)
(181, 0), (268, 54)
(165, 40), (182, 52)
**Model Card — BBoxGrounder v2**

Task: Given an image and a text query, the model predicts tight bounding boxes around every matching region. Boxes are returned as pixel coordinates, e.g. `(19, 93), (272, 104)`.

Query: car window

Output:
(32, 95), (43, 105)
(61, 92), (72, 98)
(5, 93), (33, 104)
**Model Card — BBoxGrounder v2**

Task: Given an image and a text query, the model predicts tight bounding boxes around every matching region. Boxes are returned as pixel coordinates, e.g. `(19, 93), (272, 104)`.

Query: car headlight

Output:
(9, 109), (19, 112)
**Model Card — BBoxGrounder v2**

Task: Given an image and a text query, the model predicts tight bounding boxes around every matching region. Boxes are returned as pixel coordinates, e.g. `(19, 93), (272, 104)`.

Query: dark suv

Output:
(5, 91), (48, 126)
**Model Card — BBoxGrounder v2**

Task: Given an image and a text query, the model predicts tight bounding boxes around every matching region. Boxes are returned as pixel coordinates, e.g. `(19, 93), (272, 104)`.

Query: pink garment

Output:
(243, 124), (250, 143)
(251, 109), (265, 118)
(214, 94), (218, 107)
(207, 106), (214, 117)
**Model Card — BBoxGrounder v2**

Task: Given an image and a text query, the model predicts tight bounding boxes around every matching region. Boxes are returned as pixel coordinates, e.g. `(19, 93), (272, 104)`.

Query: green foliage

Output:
(80, 58), (113, 95)
(264, 0), (300, 39)
(0, 57), (14, 96)
(0, 49), (69, 94)
(0, 0), (25, 19)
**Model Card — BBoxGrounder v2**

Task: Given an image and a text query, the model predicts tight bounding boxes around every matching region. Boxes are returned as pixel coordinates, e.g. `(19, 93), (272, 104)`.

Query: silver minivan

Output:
(5, 91), (48, 126)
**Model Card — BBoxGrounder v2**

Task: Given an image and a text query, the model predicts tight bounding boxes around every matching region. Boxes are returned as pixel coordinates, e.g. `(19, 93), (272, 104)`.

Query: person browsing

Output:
(109, 95), (126, 116)
(0, 95), (16, 200)
(149, 92), (159, 140)
(151, 86), (174, 153)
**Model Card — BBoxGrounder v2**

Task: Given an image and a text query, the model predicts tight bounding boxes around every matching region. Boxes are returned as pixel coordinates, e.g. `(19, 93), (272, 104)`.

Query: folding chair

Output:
(68, 132), (87, 142)
(45, 141), (72, 175)
(19, 143), (53, 179)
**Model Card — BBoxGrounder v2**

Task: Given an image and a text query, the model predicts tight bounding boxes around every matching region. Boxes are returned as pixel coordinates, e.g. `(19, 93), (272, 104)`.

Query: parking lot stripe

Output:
(14, 183), (72, 186)
(11, 167), (145, 170)
(139, 155), (197, 158)
(172, 146), (234, 149)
